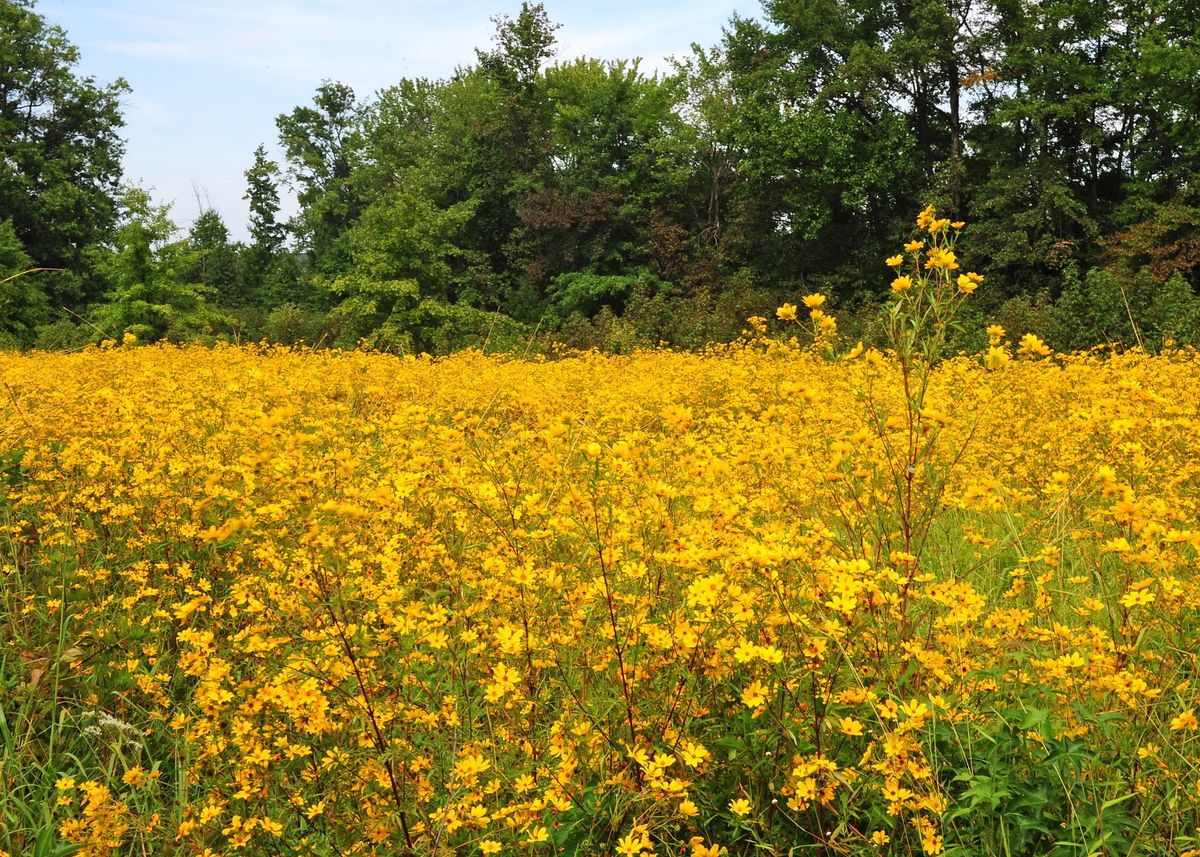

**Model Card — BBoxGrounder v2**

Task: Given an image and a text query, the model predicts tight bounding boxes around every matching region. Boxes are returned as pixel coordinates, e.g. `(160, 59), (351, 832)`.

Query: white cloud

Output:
(90, 0), (495, 89)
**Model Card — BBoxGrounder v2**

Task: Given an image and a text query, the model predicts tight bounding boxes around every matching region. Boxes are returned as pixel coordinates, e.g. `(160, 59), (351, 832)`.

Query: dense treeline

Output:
(2, 0), (1199, 353)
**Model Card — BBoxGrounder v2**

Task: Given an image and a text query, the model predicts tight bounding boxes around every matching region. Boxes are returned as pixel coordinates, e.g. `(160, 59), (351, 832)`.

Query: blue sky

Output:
(41, 0), (760, 241)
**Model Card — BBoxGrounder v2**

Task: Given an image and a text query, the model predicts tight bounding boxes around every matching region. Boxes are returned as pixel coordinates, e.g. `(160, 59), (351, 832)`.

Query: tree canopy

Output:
(2, 0), (1198, 352)
(0, 0), (128, 312)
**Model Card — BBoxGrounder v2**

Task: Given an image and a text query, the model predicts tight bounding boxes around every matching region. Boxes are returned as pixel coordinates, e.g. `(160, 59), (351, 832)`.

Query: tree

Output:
(476, 2), (560, 108)
(0, 0), (128, 307)
(320, 186), (476, 348)
(465, 3), (561, 315)
(276, 81), (363, 278)
(90, 189), (226, 342)
(183, 208), (240, 305)
(0, 219), (51, 346)
(359, 79), (441, 191)
(512, 58), (685, 301)
(240, 144), (297, 306)
(720, 6), (919, 299)
(244, 144), (287, 258)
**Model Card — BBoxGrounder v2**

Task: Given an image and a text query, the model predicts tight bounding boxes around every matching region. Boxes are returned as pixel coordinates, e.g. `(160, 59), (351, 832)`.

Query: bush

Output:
(262, 302), (331, 345)
(32, 319), (91, 351)
(1052, 265), (1200, 351)
(548, 268), (669, 325)
(991, 292), (1064, 351)
(397, 298), (530, 355)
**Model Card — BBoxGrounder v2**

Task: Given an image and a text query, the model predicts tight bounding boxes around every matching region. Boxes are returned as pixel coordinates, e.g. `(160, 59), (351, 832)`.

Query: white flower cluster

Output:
(79, 709), (144, 749)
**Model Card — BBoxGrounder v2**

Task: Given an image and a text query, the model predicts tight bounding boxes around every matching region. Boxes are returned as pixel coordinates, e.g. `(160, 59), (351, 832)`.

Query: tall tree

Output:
(517, 58), (685, 302)
(240, 143), (297, 305)
(965, 0), (1119, 292)
(473, 3), (559, 185)
(244, 144), (286, 258)
(465, 3), (561, 315)
(184, 208), (240, 305)
(276, 81), (363, 278)
(0, 0), (129, 307)
(89, 189), (224, 342)
(0, 219), (51, 345)
(721, 5), (919, 298)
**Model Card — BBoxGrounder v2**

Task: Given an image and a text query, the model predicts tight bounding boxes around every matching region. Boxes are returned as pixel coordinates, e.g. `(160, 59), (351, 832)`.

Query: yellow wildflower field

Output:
(3, 339), (1200, 856)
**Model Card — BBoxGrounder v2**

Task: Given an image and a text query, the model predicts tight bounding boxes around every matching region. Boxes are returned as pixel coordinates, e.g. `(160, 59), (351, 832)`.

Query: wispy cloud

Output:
(90, 0), (496, 88)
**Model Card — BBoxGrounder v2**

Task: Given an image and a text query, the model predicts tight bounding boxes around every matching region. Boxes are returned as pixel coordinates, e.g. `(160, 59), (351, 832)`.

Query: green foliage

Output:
(0, 0), (128, 307)
(182, 209), (241, 305)
(548, 268), (668, 323)
(0, 219), (52, 345)
(476, 2), (560, 97)
(396, 298), (530, 354)
(31, 319), (90, 351)
(992, 292), (1065, 351)
(554, 279), (775, 352)
(1049, 266), (1200, 351)
(89, 189), (229, 343)
(244, 144), (287, 259)
(262, 302), (329, 346)
(276, 81), (363, 278)
(342, 186), (475, 304)
(938, 704), (1142, 856)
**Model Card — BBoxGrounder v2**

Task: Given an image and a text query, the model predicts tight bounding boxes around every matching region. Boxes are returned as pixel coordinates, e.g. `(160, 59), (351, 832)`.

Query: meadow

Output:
(3, 219), (1200, 856)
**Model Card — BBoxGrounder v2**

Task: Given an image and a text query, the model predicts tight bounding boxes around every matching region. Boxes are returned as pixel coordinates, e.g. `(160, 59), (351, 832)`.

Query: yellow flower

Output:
(838, 716), (865, 736)
(15, 281), (1200, 856)
(524, 826), (550, 845)
(891, 275), (913, 294)
(1119, 589), (1155, 608)
(680, 740), (710, 768)
(985, 346), (1010, 369)
(958, 272), (984, 294)
(916, 204), (936, 228)
(1017, 332), (1051, 357)
(616, 831), (647, 856)
(776, 303), (797, 321)
(886, 254), (904, 267)
(904, 239), (924, 252)
(691, 841), (727, 857)
(742, 680), (768, 709)
(846, 341), (864, 359)
(802, 293), (826, 309)
(924, 247), (958, 270)
(1170, 709), (1198, 731)
(454, 751), (491, 780)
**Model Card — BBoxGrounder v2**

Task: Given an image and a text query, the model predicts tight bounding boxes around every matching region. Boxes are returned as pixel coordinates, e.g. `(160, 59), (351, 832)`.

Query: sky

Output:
(41, 0), (760, 242)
